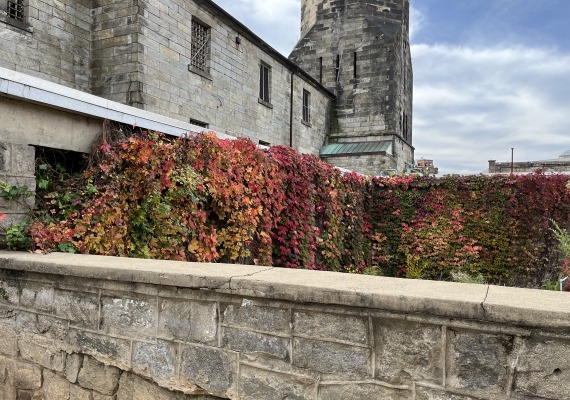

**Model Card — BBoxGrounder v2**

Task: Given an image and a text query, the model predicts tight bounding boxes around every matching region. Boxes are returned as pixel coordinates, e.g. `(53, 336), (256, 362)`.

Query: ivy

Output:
(21, 131), (570, 289)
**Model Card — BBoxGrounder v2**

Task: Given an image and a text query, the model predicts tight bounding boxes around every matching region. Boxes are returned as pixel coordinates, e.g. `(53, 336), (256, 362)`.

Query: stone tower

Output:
(290, 0), (414, 174)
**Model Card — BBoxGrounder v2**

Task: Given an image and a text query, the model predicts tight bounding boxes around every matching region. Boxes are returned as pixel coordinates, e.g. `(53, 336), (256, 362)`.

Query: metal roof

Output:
(320, 141), (392, 156)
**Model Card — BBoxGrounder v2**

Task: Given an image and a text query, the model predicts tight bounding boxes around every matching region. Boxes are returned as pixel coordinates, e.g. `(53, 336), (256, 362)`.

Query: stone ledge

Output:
(1, 251), (569, 330)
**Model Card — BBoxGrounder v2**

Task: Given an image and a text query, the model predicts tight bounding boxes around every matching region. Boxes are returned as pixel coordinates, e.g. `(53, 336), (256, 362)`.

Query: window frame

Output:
(302, 89), (311, 125)
(2, 0), (32, 32)
(258, 61), (272, 107)
(188, 17), (212, 79)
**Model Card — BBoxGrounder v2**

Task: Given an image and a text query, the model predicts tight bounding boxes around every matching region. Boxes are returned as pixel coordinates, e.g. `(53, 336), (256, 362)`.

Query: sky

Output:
(213, 0), (570, 174)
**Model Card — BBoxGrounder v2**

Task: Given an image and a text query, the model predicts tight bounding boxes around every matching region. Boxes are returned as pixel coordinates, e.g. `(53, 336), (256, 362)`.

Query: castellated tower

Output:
(290, 0), (414, 174)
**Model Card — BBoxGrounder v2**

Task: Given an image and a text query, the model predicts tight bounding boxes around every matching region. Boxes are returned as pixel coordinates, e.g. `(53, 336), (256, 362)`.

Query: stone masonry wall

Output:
(0, 0), (92, 90)
(1, 252), (570, 399)
(0, 143), (35, 243)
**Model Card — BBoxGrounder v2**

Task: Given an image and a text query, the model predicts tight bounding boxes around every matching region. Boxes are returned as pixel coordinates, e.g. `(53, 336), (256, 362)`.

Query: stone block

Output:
(20, 281), (54, 313)
(0, 279), (19, 305)
(513, 338), (570, 399)
(11, 144), (35, 176)
(415, 386), (480, 400)
(222, 327), (289, 360)
(222, 300), (290, 335)
(446, 330), (513, 394)
(18, 337), (65, 372)
(0, 143), (10, 172)
(16, 312), (68, 341)
(292, 338), (369, 378)
(69, 385), (93, 400)
(238, 364), (315, 400)
(100, 294), (157, 340)
(158, 298), (217, 345)
(53, 289), (99, 330)
(293, 311), (368, 345)
(77, 355), (121, 395)
(318, 383), (411, 400)
(13, 363), (42, 390)
(65, 353), (84, 384)
(43, 369), (70, 399)
(374, 319), (443, 385)
(0, 325), (18, 356)
(131, 339), (177, 384)
(69, 329), (131, 367)
(179, 344), (236, 396)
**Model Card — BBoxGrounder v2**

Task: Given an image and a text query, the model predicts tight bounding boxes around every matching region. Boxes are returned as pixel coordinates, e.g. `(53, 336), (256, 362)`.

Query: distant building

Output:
(488, 151), (570, 174)
(417, 158), (438, 175)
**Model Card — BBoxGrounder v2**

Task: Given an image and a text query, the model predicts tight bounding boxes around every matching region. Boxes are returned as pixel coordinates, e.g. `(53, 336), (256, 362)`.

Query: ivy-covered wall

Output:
(19, 132), (570, 289)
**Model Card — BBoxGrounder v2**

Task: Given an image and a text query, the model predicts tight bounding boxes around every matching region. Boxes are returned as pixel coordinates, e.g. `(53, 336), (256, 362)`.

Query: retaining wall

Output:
(0, 251), (569, 399)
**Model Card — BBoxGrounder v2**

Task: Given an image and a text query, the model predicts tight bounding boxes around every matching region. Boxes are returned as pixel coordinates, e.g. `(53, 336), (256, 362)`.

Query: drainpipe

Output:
(289, 70), (295, 148)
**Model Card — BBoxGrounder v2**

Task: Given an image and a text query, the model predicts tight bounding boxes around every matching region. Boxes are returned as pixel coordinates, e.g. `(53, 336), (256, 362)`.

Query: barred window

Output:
(190, 19), (210, 72)
(302, 89), (311, 123)
(259, 63), (270, 103)
(7, 0), (25, 22)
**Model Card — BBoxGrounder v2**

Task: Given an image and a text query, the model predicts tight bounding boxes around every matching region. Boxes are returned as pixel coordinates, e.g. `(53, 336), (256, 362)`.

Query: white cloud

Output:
(412, 43), (570, 174)
(409, 5), (425, 42)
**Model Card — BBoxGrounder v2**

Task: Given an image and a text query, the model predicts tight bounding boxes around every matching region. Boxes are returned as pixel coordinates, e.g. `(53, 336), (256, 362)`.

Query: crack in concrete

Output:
(227, 267), (274, 291)
(480, 284), (490, 317)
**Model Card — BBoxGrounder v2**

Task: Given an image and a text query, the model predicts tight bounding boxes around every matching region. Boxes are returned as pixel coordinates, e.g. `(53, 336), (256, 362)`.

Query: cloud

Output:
(409, 5), (425, 41)
(214, 0), (301, 55)
(412, 43), (570, 174)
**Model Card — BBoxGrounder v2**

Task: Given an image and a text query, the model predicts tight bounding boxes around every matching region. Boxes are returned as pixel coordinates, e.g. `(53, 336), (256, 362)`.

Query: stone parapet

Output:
(1, 251), (569, 399)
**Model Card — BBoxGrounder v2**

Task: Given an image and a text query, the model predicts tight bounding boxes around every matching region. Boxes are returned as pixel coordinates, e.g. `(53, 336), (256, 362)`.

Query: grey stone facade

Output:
(290, 0), (414, 173)
(488, 150), (570, 174)
(1, 251), (570, 399)
(0, 0), (413, 174)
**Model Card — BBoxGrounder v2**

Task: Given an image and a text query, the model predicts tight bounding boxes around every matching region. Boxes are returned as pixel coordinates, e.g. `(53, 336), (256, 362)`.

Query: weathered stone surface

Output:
(20, 281), (53, 312)
(179, 345), (236, 396)
(69, 385), (92, 400)
(375, 319), (443, 385)
(415, 386), (480, 400)
(15, 312), (68, 341)
(18, 338), (65, 372)
(0, 324), (18, 356)
(319, 383), (411, 400)
(76, 355), (121, 395)
(117, 371), (222, 399)
(0, 278), (19, 304)
(69, 329), (131, 367)
(13, 363), (42, 389)
(53, 289), (99, 330)
(100, 294), (157, 340)
(292, 338), (369, 377)
(293, 311), (368, 345)
(238, 364), (315, 400)
(513, 339), (570, 399)
(446, 330), (513, 394)
(43, 369), (70, 399)
(222, 327), (289, 360)
(131, 339), (177, 383)
(223, 300), (290, 335)
(65, 353), (83, 384)
(158, 298), (217, 345)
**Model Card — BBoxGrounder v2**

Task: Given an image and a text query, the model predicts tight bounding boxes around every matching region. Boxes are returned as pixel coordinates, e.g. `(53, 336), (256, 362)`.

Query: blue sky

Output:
(214, 0), (570, 174)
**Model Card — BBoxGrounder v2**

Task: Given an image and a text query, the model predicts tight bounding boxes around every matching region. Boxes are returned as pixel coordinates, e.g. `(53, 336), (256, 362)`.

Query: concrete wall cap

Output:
(1, 251), (568, 329)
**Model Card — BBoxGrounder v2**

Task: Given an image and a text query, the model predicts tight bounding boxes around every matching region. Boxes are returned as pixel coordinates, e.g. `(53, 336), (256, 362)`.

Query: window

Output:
(302, 90), (311, 124)
(190, 118), (209, 128)
(259, 62), (271, 105)
(7, 0), (24, 21)
(190, 19), (210, 73)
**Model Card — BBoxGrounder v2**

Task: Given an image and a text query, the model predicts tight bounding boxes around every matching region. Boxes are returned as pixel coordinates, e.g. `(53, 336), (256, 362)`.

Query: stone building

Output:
(488, 151), (570, 174)
(0, 0), (413, 174)
(290, 0), (414, 173)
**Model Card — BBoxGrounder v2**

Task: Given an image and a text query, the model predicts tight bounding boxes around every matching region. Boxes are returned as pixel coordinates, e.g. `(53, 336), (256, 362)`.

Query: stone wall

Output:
(1, 251), (570, 399)
(0, 0), (91, 90)
(0, 144), (35, 242)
